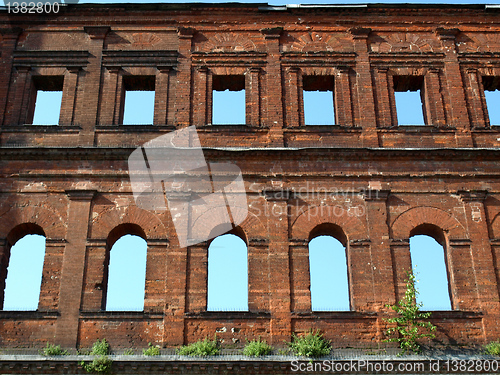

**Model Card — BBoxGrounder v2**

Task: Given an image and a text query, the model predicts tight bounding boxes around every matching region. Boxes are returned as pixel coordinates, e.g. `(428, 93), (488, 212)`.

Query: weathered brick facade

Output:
(1, 3), (500, 351)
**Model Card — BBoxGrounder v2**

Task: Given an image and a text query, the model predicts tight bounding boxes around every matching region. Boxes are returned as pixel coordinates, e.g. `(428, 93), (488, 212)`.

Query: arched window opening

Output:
(409, 233), (452, 311)
(309, 235), (350, 311)
(208, 233), (248, 311)
(3, 234), (46, 311)
(105, 234), (147, 311)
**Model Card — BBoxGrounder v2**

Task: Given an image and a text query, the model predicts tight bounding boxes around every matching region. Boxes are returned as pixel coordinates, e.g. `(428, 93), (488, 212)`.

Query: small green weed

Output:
(143, 342), (160, 356)
(288, 330), (331, 358)
(383, 270), (436, 355)
(243, 338), (273, 357)
(80, 339), (112, 374)
(485, 341), (500, 355)
(40, 342), (69, 356)
(177, 337), (220, 356)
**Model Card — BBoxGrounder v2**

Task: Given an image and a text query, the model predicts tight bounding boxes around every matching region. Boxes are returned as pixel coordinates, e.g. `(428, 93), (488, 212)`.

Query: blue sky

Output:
(7, 0), (490, 314)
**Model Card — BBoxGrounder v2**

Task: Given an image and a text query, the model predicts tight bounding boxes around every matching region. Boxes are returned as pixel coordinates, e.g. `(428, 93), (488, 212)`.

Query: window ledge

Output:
(472, 126), (500, 132)
(426, 310), (482, 319)
(1, 125), (81, 133)
(378, 125), (456, 133)
(95, 125), (176, 132)
(284, 125), (362, 132)
(185, 311), (271, 319)
(79, 311), (163, 319)
(197, 125), (270, 132)
(0, 310), (59, 319)
(292, 311), (376, 318)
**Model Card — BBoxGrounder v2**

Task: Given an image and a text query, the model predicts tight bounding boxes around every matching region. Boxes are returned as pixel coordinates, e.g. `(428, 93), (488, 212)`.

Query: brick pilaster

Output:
(264, 189), (291, 344)
(55, 190), (96, 348)
(350, 27), (378, 147)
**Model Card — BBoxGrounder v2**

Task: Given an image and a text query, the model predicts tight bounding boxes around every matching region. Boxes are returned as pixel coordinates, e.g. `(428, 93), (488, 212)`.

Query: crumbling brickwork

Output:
(1, 3), (500, 351)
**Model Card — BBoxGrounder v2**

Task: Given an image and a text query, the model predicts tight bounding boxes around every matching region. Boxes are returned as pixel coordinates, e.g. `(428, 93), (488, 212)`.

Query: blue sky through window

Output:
(410, 235), (452, 311)
(123, 91), (155, 125)
(309, 236), (350, 311)
(484, 90), (500, 125)
(105, 234), (147, 311)
(3, 235), (45, 311)
(213, 89), (246, 125)
(304, 91), (335, 126)
(207, 234), (248, 311)
(395, 91), (425, 126)
(32, 91), (62, 125)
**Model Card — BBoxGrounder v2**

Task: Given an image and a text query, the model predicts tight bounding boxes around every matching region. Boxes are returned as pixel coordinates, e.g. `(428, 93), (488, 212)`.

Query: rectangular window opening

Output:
(303, 75), (335, 126)
(31, 76), (64, 126)
(482, 76), (500, 126)
(393, 75), (425, 126)
(122, 75), (155, 125)
(212, 75), (245, 125)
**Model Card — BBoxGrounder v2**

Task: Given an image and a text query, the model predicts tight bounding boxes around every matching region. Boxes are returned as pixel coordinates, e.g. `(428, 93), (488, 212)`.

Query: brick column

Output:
(144, 240), (168, 313)
(185, 243), (208, 313)
(163, 237), (188, 346)
(55, 190), (96, 348)
(435, 28), (473, 146)
(154, 67), (171, 125)
(99, 67), (121, 125)
(458, 190), (500, 341)
(363, 189), (395, 309)
(348, 240), (372, 311)
(193, 66), (209, 126)
(176, 27), (195, 126)
(389, 239), (412, 303)
(59, 68), (80, 126)
(7, 67), (31, 126)
(350, 27), (378, 147)
(246, 67), (261, 127)
(38, 239), (65, 311)
(78, 26), (109, 145)
(424, 68), (446, 126)
(285, 67), (301, 128)
(335, 66), (354, 126)
(373, 68), (396, 127)
(447, 239), (479, 311)
(0, 28), (21, 127)
(80, 240), (107, 311)
(289, 240), (310, 312)
(248, 239), (270, 312)
(264, 189), (291, 344)
(464, 67), (488, 128)
(261, 27), (284, 146)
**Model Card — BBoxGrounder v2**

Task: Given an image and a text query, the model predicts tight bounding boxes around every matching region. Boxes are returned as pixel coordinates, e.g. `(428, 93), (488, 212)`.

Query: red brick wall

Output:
(1, 3), (500, 349)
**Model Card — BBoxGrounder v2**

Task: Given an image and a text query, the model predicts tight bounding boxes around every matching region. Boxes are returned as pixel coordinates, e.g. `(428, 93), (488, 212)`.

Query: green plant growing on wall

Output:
(177, 336), (220, 356)
(485, 341), (500, 356)
(243, 338), (273, 357)
(287, 330), (331, 358)
(143, 342), (161, 356)
(80, 339), (113, 374)
(40, 342), (69, 356)
(384, 270), (436, 355)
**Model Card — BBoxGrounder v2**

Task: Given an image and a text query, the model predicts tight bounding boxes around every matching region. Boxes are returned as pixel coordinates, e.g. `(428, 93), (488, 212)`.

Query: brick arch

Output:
(0, 205), (66, 241)
(370, 32), (435, 53)
(290, 32), (349, 52)
(457, 33), (500, 53)
(291, 205), (368, 241)
(191, 206), (251, 245)
(391, 206), (467, 240)
(200, 33), (256, 52)
(239, 211), (267, 241)
(91, 205), (167, 240)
